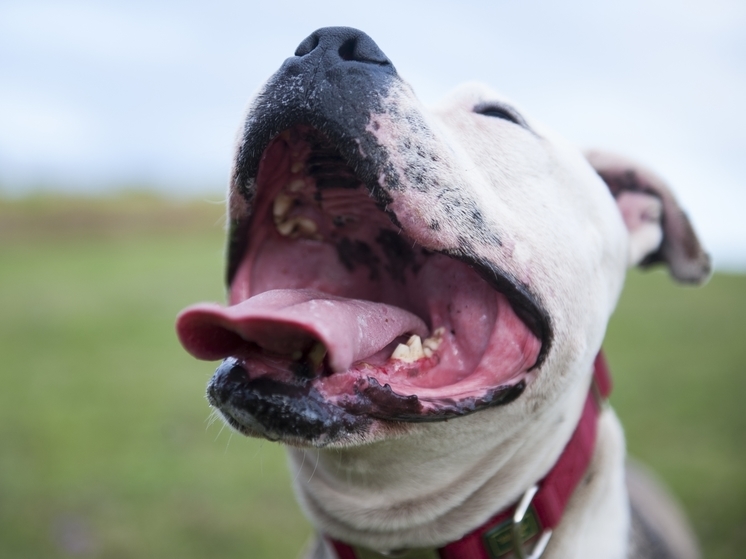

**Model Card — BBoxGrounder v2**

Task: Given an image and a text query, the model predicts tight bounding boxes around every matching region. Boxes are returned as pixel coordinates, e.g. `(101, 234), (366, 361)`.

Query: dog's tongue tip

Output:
(176, 289), (428, 371)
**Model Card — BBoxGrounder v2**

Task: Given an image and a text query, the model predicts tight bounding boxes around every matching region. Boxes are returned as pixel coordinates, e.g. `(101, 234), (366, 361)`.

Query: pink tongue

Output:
(176, 289), (429, 373)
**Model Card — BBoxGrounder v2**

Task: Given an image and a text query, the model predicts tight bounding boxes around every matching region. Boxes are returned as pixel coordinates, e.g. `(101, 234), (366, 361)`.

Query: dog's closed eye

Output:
(473, 102), (527, 128)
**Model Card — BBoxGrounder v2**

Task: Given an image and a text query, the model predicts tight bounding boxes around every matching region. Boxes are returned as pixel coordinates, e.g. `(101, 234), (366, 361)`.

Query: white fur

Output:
(223, 71), (706, 557)
(278, 81), (653, 558)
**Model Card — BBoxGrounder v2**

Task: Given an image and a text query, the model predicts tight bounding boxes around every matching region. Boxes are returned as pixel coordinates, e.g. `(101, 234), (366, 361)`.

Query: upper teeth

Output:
(276, 215), (318, 237)
(273, 187), (319, 239)
(273, 193), (294, 219)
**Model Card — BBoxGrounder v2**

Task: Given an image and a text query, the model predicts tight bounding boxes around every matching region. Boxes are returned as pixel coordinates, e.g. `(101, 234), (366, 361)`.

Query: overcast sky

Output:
(1, 0), (744, 268)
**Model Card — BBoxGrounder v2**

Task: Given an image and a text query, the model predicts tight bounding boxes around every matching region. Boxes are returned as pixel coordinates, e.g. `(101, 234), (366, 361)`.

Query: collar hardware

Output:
(510, 486), (552, 559)
(483, 496), (541, 558)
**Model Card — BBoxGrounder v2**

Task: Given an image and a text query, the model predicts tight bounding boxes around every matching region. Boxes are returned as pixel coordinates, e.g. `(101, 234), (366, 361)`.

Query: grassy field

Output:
(0, 194), (743, 558)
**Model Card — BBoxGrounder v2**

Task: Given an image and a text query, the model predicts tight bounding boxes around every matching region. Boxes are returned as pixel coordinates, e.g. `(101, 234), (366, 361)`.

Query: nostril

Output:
(338, 38), (356, 61)
(338, 34), (390, 65)
(295, 33), (320, 57)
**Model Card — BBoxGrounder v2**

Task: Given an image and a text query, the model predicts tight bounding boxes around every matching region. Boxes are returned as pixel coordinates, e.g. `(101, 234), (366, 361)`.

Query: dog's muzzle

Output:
(176, 28), (550, 445)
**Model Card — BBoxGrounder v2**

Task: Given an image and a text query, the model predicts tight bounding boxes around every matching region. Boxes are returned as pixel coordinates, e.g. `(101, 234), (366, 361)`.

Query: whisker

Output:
(308, 449), (320, 483)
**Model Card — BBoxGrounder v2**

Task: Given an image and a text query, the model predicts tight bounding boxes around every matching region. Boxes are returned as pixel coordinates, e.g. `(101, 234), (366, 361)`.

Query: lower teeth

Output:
(391, 328), (444, 363)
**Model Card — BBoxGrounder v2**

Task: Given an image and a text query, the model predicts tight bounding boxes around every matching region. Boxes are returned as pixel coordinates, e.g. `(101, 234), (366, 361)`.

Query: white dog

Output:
(176, 27), (709, 559)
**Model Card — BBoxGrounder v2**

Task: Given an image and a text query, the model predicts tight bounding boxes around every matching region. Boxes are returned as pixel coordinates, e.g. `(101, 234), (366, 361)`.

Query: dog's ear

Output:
(585, 150), (711, 284)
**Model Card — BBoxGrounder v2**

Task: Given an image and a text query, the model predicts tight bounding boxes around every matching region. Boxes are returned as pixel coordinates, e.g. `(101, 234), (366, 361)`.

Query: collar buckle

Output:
(483, 485), (552, 559)
(511, 485), (552, 559)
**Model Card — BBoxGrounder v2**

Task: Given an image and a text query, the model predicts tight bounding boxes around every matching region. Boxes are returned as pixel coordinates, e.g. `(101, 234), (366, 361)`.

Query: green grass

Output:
(606, 270), (746, 559)
(1, 194), (743, 558)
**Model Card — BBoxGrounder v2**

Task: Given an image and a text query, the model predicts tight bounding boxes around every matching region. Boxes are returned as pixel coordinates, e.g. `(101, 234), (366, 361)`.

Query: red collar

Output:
(328, 352), (612, 559)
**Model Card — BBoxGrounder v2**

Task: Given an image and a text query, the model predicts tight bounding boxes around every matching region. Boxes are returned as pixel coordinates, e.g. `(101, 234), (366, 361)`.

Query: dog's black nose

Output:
(294, 27), (391, 66)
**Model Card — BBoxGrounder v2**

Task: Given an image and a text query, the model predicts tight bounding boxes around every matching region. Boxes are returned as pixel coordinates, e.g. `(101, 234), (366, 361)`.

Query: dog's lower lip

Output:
(207, 357), (529, 430)
(207, 358), (373, 442)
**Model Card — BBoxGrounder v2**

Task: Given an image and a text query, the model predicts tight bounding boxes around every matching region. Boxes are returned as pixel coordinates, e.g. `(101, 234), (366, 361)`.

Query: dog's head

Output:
(176, 27), (709, 447)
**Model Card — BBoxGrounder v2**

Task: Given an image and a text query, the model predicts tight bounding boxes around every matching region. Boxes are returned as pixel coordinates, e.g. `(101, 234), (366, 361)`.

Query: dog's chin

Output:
(177, 125), (544, 446)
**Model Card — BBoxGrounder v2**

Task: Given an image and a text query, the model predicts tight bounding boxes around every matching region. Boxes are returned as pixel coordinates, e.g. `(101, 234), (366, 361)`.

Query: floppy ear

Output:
(585, 150), (711, 284)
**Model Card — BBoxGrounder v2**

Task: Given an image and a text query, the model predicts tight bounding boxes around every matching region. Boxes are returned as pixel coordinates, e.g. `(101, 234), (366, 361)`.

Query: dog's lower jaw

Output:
(295, 409), (629, 559)
(289, 377), (628, 559)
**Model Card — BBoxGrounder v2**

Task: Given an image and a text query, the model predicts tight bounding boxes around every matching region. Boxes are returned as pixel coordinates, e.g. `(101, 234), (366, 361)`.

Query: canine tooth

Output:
(291, 350), (303, 360)
(291, 161), (304, 174)
(273, 193), (294, 219)
(423, 347), (433, 358)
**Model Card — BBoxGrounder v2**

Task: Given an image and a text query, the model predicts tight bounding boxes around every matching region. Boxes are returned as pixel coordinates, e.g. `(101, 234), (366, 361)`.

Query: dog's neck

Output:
(287, 374), (591, 551)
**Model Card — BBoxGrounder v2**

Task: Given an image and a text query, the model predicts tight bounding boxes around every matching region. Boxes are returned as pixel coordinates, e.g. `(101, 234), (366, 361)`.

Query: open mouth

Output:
(177, 125), (546, 439)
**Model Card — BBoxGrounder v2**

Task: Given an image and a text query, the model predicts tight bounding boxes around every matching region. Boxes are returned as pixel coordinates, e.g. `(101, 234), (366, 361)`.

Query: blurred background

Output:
(1, 1), (744, 557)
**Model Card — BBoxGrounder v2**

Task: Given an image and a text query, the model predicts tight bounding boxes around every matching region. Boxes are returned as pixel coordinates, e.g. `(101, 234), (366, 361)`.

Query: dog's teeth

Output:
(419, 328), (445, 359)
(276, 219), (296, 236)
(422, 337), (441, 351)
(276, 216), (318, 238)
(288, 179), (305, 192)
(391, 343), (411, 361)
(291, 161), (304, 174)
(273, 193), (294, 219)
(422, 338), (438, 351)
(408, 335), (424, 359)
(391, 335), (424, 362)
(308, 342), (327, 368)
(295, 217), (318, 235)
(291, 350), (303, 360)
(391, 328), (445, 362)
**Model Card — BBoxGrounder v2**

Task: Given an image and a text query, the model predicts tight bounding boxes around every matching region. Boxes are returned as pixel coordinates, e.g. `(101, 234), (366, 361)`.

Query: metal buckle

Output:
(511, 485), (552, 559)
(483, 485), (552, 559)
